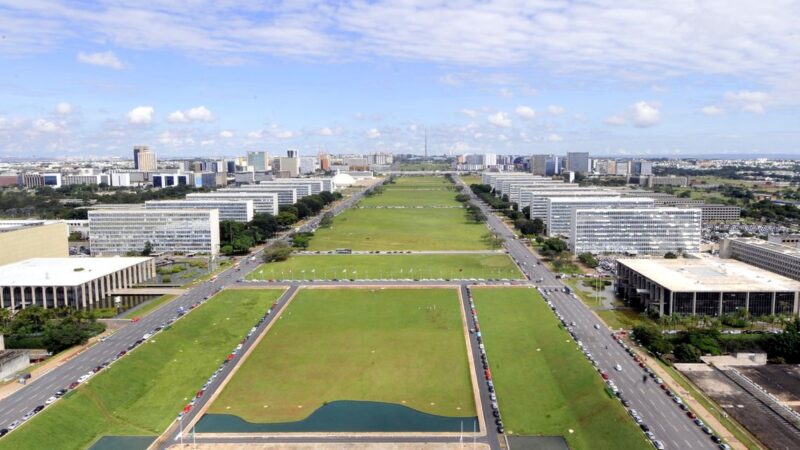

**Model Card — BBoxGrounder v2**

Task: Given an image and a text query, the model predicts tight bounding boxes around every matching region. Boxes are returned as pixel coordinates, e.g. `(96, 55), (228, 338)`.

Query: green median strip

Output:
(0, 289), (283, 450)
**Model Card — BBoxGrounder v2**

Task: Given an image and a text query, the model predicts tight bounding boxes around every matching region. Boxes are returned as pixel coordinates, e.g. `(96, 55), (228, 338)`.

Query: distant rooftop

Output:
(618, 257), (800, 292)
(730, 237), (800, 258)
(0, 257), (151, 287)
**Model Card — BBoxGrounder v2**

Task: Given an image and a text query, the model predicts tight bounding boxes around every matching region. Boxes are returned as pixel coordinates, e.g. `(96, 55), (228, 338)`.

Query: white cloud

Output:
(77, 51), (123, 70)
(724, 90), (768, 114)
(275, 130), (294, 139)
(32, 119), (60, 133)
(318, 127), (334, 136)
(499, 88), (513, 98)
(632, 101), (660, 127)
(546, 133), (563, 142)
(247, 130), (264, 139)
(548, 105), (565, 115)
(461, 109), (478, 119)
(488, 111), (512, 128)
(605, 115), (627, 126)
(701, 105), (725, 116)
(55, 102), (73, 115)
(127, 106), (154, 124)
(514, 106), (536, 120)
(219, 130), (234, 138)
(168, 106), (214, 123)
(366, 128), (381, 138)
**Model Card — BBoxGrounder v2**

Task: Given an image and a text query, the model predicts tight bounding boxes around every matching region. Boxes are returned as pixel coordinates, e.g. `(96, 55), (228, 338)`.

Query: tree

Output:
(632, 324), (661, 347)
(250, 213), (278, 240)
(319, 212), (334, 228)
(276, 211), (298, 228)
(541, 237), (568, 257)
(521, 206), (531, 217)
(455, 193), (470, 203)
(263, 241), (293, 263)
(578, 252), (599, 268)
(766, 317), (800, 363)
(664, 252), (678, 259)
(292, 232), (314, 249)
(674, 343), (702, 362)
(142, 240), (153, 256)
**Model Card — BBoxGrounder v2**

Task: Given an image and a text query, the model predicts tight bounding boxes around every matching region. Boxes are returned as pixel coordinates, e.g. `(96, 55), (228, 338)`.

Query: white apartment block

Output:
(721, 237), (800, 282)
(220, 186), (298, 205)
(481, 172), (536, 190)
(545, 197), (655, 237)
(507, 181), (568, 204)
(145, 199), (254, 223)
(186, 192), (279, 216)
(88, 209), (220, 257)
(257, 180), (325, 195)
(570, 207), (702, 256)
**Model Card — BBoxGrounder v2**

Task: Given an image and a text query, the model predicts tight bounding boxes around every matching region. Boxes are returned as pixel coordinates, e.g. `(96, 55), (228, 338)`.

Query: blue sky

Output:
(1, 0), (799, 158)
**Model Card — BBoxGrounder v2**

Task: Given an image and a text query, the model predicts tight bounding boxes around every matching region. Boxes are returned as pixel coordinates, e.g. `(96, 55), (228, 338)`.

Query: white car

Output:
(614, 364), (622, 371)
(45, 396), (57, 405)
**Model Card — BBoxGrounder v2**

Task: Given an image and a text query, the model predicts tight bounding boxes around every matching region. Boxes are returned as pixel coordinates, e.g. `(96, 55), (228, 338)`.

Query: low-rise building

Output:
(220, 186), (299, 205)
(721, 237), (800, 282)
(570, 207), (701, 256)
(88, 209), (220, 257)
(0, 257), (155, 310)
(616, 257), (800, 316)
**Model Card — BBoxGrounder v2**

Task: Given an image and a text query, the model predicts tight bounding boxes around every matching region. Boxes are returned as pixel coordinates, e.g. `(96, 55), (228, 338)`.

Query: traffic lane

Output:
(548, 291), (712, 448)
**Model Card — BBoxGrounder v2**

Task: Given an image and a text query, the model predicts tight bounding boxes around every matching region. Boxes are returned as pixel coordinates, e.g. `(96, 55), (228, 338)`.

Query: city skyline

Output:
(1, 1), (799, 158)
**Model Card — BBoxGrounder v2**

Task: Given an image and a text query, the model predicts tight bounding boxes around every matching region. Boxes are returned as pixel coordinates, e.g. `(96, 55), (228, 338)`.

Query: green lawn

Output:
(119, 295), (176, 319)
(0, 289), (284, 450)
(472, 287), (649, 450)
(359, 188), (458, 207)
(308, 208), (491, 251)
(248, 254), (522, 280)
(459, 175), (483, 186)
(391, 175), (453, 187)
(208, 288), (475, 422)
(596, 309), (654, 330)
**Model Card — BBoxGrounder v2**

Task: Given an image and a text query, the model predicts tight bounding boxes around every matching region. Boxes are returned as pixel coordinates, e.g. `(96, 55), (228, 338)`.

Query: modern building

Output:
(367, 152), (394, 166)
(565, 152), (590, 173)
(531, 154), (560, 176)
(186, 192), (279, 215)
(570, 207), (701, 256)
(616, 257), (800, 316)
(0, 221), (69, 266)
(62, 174), (109, 186)
(645, 175), (689, 188)
(247, 151), (270, 172)
(195, 172), (227, 188)
(720, 237), (800, 282)
(630, 160), (653, 176)
(133, 145), (157, 172)
(768, 234), (800, 248)
(152, 173), (192, 188)
(88, 209), (220, 257)
(528, 189), (622, 220)
(277, 153), (300, 177)
(145, 199), (254, 223)
(299, 157), (319, 175)
(545, 196), (655, 237)
(220, 186), (298, 205)
(0, 257), (155, 310)
(694, 204), (741, 222)
(481, 172), (537, 190)
(257, 179), (326, 195)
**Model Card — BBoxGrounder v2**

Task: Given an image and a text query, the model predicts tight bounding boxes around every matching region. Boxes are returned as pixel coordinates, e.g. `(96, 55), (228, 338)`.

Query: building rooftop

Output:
(618, 257), (800, 292)
(548, 196), (652, 203)
(731, 237), (800, 258)
(0, 257), (151, 287)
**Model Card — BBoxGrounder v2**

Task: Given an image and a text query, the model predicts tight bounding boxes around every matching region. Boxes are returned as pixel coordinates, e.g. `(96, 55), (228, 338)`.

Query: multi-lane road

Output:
(457, 176), (718, 450)
(0, 180), (380, 435)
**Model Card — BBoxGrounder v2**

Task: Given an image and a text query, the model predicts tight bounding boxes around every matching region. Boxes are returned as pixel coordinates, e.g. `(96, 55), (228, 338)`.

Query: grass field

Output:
(472, 287), (649, 450)
(308, 208), (491, 251)
(392, 176), (453, 187)
(596, 309), (654, 330)
(208, 288), (475, 422)
(459, 175), (482, 186)
(359, 188), (457, 207)
(0, 289), (284, 450)
(247, 254), (523, 280)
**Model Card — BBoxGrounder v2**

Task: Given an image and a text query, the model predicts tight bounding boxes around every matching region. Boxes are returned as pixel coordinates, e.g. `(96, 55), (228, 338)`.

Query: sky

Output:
(0, 0), (799, 159)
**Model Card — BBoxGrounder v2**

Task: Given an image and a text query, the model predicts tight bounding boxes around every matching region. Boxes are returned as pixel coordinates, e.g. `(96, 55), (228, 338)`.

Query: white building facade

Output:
(545, 196), (655, 237)
(144, 199), (254, 223)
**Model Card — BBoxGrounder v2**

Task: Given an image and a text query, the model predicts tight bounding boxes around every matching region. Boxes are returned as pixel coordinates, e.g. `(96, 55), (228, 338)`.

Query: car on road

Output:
(68, 381), (79, 389)
(21, 411), (33, 421)
(686, 411), (696, 419)
(32, 405), (44, 413)
(55, 388), (67, 397)
(7, 421), (20, 430)
(614, 364), (622, 371)
(0, 428), (7, 437)
(640, 423), (650, 432)
(45, 396), (57, 404)
(653, 440), (665, 449)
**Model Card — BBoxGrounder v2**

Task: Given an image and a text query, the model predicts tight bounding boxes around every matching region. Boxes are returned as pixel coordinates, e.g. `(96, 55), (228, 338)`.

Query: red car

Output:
(484, 369), (492, 380)
(601, 372), (609, 380)
(660, 384), (667, 390)
(68, 382), (79, 390)
(196, 390), (205, 398)
(687, 411), (696, 419)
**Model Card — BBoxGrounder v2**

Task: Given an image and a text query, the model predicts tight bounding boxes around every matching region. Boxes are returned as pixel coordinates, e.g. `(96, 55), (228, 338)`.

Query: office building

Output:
(196, 172), (227, 188)
(299, 157), (318, 175)
(768, 234), (800, 248)
(277, 152), (300, 177)
(646, 175), (688, 188)
(0, 257), (155, 311)
(367, 152), (394, 166)
(630, 160), (653, 176)
(570, 207), (701, 256)
(133, 145), (157, 172)
(695, 204), (741, 222)
(152, 173), (192, 188)
(720, 237), (800, 282)
(221, 186), (298, 205)
(529, 189), (622, 220)
(545, 197), (654, 237)
(145, 199), (254, 223)
(614, 161), (629, 176)
(0, 222), (69, 266)
(258, 179), (326, 195)
(247, 151), (270, 172)
(616, 258), (800, 317)
(481, 172), (537, 189)
(186, 192), (278, 216)
(531, 154), (560, 176)
(88, 209), (220, 257)
(565, 152), (590, 173)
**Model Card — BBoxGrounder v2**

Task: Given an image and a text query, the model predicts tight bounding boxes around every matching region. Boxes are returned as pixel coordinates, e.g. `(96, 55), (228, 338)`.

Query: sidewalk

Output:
(0, 330), (112, 401)
(624, 337), (751, 450)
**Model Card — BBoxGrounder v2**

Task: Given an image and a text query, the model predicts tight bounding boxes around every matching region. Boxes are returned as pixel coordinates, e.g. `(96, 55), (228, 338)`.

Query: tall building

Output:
(531, 154), (560, 176)
(186, 192), (279, 215)
(565, 152), (590, 173)
(720, 237), (800, 282)
(630, 160), (653, 176)
(88, 209), (220, 257)
(145, 199), (254, 223)
(545, 196), (655, 237)
(133, 145), (157, 172)
(570, 207), (702, 256)
(247, 151), (270, 172)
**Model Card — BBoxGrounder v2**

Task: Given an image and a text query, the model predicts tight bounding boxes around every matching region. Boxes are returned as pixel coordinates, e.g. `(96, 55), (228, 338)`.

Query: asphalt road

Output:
(0, 180), (379, 436)
(455, 176), (719, 450)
